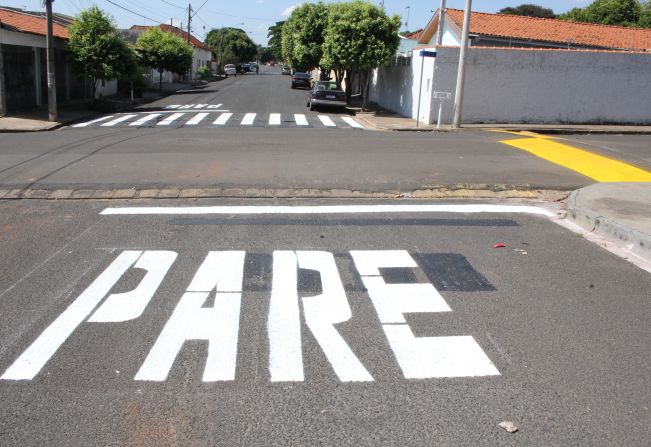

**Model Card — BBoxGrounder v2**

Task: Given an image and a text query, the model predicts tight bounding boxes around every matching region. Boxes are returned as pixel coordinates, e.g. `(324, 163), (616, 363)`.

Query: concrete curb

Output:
(568, 188), (651, 261)
(0, 186), (570, 202)
(350, 113), (651, 134)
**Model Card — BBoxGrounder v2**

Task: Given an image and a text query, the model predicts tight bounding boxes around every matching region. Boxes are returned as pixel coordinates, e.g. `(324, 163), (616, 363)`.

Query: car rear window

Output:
(294, 73), (310, 79)
(316, 82), (341, 91)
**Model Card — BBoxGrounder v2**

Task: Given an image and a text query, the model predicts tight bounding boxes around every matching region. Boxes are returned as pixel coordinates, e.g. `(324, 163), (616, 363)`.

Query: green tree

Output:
(67, 6), (137, 100)
(205, 27), (257, 69)
(559, 0), (642, 26)
(639, 1), (651, 26)
(281, 2), (330, 72)
(321, 1), (400, 110)
(258, 46), (274, 64)
(267, 21), (285, 61)
(136, 27), (193, 91)
(499, 4), (556, 18)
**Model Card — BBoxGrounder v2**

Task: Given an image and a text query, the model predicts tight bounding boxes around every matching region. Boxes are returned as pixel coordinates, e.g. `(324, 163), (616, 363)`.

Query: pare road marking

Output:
(1, 250), (499, 383)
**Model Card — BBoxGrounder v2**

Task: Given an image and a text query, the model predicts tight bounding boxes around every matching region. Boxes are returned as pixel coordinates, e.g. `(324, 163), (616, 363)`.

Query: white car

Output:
(224, 64), (237, 77)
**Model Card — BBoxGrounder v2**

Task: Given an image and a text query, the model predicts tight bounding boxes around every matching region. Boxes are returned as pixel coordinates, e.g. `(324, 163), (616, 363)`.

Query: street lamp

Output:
(404, 6), (410, 32)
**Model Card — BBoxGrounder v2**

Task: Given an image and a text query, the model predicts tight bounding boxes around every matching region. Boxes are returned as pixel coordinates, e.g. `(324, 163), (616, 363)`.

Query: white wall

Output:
(192, 47), (212, 78)
(95, 79), (117, 98)
(0, 29), (66, 49)
(429, 46), (651, 124)
(369, 65), (413, 119)
(369, 47), (437, 123)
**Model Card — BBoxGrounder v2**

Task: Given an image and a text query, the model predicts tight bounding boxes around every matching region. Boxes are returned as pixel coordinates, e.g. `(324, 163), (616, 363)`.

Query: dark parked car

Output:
(306, 81), (346, 111)
(291, 72), (311, 89)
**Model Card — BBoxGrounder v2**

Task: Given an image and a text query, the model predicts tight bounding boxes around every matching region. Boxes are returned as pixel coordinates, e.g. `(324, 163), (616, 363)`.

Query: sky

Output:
(1, 0), (593, 45)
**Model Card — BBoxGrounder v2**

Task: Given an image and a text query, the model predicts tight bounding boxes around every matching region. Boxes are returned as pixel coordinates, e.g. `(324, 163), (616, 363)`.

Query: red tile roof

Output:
(444, 8), (651, 51)
(403, 29), (423, 40)
(0, 8), (69, 39)
(130, 24), (211, 51)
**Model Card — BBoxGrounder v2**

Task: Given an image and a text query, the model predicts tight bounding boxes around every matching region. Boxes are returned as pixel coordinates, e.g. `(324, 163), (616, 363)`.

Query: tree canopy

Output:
(559, 0), (645, 27)
(640, 1), (651, 27)
(205, 27), (257, 66)
(281, 2), (330, 72)
(136, 27), (193, 90)
(67, 6), (137, 98)
(267, 21), (285, 62)
(498, 4), (556, 18)
(321, 1), (400, 109)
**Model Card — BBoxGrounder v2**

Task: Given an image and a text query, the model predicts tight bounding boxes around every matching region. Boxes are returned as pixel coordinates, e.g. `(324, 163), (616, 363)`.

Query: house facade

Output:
(369, 9), (651, 125)
(127, 24), (212, 85)
(0, 7), (116, 115)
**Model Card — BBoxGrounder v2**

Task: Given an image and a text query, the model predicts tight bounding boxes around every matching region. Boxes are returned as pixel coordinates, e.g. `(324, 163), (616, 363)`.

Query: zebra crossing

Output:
(71, 111), (367, 130)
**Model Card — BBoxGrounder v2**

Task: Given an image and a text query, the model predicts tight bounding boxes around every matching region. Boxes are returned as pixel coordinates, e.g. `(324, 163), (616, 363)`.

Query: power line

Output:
(103, 0), (165, 24)
(204, 10), (270, 22)
(129, 0), (172, 21)
(159, 0), (185, 10)
(191, 0), (209, 18)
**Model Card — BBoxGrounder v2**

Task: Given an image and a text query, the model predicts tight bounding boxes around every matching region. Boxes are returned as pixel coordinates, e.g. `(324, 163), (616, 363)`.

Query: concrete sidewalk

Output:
(0, 81), (208, 132)
(567, 183), (651, 262)
(351, 104), (651, 135)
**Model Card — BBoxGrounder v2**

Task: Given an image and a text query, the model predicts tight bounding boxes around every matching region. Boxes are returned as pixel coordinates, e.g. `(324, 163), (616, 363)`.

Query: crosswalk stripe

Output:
(73, 115), (115, 127)
(341, 116), (364, 129)
(213, 113), (232, 125)
(186, 112), (209, 125)
(72, 112), (369, 130)
(101, 115), (136, 127)
(294, 114), (308, 126)
(241, 113), (256, 125)
(318, 115), (336, 127)
(269, 113), (281, 125)
(130, 113), (161, 126)
(157, 113), (185, 126)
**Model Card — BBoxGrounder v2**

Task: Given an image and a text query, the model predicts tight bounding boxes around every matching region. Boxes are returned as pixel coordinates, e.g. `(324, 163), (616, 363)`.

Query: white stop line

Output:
(100, 204), (555, 216)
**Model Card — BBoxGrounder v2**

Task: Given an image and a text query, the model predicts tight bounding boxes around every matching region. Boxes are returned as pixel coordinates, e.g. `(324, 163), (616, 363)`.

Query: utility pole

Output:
(0, 43), (6, 116)
(452, 0), (471, 129)
(187, 4), (192, 44)
(436, 0), (446, 46)
(45, 0), (58, 121)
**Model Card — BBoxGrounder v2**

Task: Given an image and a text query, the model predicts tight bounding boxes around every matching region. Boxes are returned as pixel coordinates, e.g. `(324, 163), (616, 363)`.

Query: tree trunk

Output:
(159, 69), (163, 91)
(362, 70), (371, 112)
(335, 69), (344, 88)
(345, 69), (353, 104)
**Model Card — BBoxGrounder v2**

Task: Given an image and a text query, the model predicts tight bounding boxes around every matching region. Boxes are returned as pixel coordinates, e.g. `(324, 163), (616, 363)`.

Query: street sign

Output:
(419, 50), (437, 58)
(433, 91), (452, 100)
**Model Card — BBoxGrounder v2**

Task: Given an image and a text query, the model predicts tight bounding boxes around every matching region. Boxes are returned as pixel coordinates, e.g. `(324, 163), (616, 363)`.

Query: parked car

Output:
(291, 72), (311, 89)
(224, 64), (237, 77)
(281, 65), (291, 75)
(306, 81), (346, 111)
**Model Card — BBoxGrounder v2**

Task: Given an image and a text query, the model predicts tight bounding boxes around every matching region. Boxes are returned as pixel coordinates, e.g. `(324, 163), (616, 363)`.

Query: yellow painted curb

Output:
(500, 137), (651, 182)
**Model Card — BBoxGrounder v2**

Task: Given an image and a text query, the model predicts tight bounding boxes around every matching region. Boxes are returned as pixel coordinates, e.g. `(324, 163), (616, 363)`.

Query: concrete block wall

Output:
(431, 46), (651, 125)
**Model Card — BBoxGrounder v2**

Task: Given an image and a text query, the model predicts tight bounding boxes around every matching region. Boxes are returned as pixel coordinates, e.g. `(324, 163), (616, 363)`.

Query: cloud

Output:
(281, 4), (301, 17)
(256, 0), (264, 3)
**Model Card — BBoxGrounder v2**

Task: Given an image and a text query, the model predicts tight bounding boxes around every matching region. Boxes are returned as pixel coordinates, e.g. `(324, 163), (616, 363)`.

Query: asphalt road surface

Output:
(0, 67), (648, 194)
(1, 66), (650, 446)
(0, 199), (650, 446)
